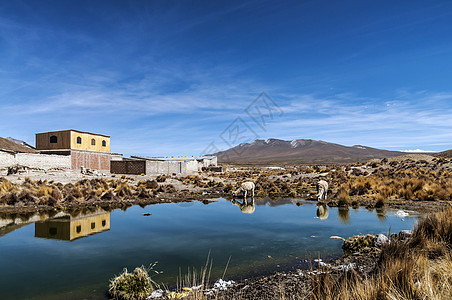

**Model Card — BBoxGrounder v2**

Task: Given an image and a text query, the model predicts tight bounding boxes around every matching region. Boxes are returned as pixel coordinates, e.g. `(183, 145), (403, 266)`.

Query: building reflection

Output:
(35, 209), (110, 241)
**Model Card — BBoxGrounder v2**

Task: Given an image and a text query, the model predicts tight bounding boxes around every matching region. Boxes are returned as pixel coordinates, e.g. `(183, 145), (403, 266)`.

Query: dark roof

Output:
(35, 129), (110, 138)
(0, 137), (39, 153)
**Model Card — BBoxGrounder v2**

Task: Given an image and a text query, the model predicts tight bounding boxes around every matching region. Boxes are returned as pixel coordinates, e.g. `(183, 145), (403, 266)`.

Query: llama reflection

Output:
(232, 198), (255, 214)
(316, 204), (329, 220)
(35, 208), (110, 241)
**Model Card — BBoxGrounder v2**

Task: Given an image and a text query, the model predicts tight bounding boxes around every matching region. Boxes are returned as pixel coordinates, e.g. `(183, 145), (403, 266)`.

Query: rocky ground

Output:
(1, 153), (451, 214)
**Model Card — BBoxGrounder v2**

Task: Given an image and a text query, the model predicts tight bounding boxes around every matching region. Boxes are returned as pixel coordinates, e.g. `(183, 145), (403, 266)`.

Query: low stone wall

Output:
(0, 151), (71, 172)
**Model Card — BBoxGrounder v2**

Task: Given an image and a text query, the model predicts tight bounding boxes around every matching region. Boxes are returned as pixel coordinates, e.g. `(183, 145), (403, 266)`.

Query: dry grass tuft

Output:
(108, 265), (157, 300)
(337, 188), (349, 207)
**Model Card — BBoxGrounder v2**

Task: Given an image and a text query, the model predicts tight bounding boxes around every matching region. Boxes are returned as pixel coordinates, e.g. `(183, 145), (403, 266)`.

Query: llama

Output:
(316, 180), (328, 201)
(233, 181), (255, 199)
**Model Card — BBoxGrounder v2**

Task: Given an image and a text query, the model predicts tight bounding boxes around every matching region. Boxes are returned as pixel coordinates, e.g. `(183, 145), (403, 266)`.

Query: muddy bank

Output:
(0, 176), (212, 214)
(147, 231), (411, 299)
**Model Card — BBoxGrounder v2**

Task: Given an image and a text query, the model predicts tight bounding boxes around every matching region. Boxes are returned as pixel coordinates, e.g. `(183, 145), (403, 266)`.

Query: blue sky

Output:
(0, 0), (451, 156)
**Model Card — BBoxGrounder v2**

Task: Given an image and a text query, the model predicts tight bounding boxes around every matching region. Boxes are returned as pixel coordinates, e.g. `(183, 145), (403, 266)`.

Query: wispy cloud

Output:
(1, 1), (452, 156)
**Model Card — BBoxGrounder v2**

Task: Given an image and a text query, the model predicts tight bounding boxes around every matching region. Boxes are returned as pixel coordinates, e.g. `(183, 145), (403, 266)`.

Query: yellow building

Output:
(36, 129), (110, 153)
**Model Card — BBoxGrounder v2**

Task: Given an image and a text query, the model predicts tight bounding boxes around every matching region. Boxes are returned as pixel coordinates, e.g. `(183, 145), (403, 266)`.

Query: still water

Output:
(0, 199), (419, 299)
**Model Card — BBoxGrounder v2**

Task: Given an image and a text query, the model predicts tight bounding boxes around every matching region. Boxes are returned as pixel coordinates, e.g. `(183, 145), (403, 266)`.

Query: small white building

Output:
(129, 155), (218, 175)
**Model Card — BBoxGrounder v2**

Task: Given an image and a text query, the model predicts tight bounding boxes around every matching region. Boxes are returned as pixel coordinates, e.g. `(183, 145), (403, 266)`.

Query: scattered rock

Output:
(395, 210), (409, 218)
(375, 234), (389, 247)
(342, 234), (377, 254)
(399, 230), (413, 239)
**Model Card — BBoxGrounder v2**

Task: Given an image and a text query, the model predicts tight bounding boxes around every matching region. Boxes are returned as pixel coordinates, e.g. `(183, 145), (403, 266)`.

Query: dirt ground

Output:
(1, 153), (451, 214)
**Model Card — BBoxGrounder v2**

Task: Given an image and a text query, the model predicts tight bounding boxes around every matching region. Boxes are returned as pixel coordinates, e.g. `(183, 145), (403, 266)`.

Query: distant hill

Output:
(434, 149), (452, 158)
(214, 139), (405, 164)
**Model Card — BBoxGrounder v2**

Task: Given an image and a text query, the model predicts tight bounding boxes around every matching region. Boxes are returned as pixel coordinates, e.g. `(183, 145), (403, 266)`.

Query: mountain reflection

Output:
(35, 208), (110, 241)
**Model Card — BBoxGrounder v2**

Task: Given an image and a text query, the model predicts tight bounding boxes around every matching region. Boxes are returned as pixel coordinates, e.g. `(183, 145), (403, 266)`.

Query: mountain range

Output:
(214, 139), (407, 164)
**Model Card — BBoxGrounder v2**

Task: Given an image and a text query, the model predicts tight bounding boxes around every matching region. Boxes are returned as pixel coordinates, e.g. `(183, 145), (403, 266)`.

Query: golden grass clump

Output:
(0, 178), (17, 196)
(337, 188), (349, 207)
(375, 194), (385, 208)
(36, 184), (53, 198)
(108, 266), (155, 300)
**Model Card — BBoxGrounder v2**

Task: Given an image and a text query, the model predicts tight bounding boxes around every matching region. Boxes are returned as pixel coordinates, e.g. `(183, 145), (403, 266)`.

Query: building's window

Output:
(91, 222), (95, 229)
(102, 220), (106, 227)
(102, 140), (106, 147)
(91, 139), (96, 146)
(50, 136), (57, 143)
(76, 225), (81, 233)
(49, 227), (57, 236)
(77, 137), (82, 144)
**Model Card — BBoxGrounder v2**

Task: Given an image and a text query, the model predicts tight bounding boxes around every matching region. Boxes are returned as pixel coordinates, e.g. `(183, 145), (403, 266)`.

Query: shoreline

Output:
(0, 190), (449, 215)
(0, 191), (448, 215)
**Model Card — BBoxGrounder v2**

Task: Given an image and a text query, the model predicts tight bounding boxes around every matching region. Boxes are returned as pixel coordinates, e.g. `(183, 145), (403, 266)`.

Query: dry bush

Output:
(36, 184), (53, 198)
(137, 180), (158, 189)
(0, 178), (17, 195)
(156, 175), (168, 182)
(337, 188), (349, 206)
(375, 194), (385, 208)
(109, 266), (156, 300)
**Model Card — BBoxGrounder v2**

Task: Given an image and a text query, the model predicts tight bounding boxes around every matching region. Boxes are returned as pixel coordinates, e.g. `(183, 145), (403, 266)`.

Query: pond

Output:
(0, 198), (420, 299)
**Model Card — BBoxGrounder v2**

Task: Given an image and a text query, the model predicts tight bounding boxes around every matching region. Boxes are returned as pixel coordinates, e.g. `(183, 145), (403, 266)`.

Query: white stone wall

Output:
(0, 152), (15, 169)
(196, 157), (218, 169)
(145, 160), (198, 175)
(142, 157), (217, 176)
(185, 160), (199, 173)
(0, 151), (71, 172)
